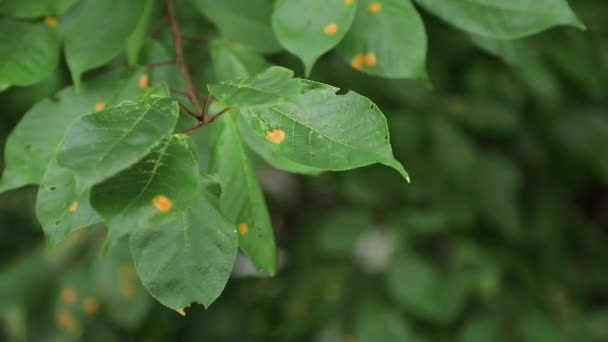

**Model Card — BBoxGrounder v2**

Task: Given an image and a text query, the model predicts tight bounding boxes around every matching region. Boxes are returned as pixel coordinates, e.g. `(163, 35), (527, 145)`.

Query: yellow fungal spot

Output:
(364, 53), (377, 67)
(265, 129), (286, 143)
(61, 287), (78, 304)
(120, 284), (135, 298)
(95, 102), (105, 111)
(324, 23), (338, 36)
(351, 53), (365, 70)
(368, 2), (382, 13)
(152, 195), (172, 213)
(176, 308), (186, 316)
(45, 16), (57, 27)
(82, 297), (99, 315)
(344, 0), (353, 5)
(238, 223), (249, 235)
(68, 201), (78, 212)
(138, 74), (150, 89)
(56, 310), (76, 333)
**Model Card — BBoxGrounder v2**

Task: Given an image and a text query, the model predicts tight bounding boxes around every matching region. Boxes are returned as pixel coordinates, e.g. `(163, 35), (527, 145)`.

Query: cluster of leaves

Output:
(1, 0), (607, 341)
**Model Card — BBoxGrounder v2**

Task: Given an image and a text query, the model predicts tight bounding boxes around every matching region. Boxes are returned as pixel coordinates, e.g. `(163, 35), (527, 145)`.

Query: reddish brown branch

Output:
(205, 107), (230, 124)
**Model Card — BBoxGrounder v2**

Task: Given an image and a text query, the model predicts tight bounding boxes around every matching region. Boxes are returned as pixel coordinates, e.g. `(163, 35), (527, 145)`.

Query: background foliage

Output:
(1, 0), (607, 341)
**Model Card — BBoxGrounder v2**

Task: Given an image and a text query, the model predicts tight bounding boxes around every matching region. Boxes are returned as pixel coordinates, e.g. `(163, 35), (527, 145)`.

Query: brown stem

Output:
(166, 0), (203, 118)
(179, 121), (204, 135)
(205, 107), (230, 124)
(178, 103), (199, 119)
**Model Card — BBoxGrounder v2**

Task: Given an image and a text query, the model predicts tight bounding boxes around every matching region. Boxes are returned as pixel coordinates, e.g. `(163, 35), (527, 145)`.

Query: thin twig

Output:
(179, 121), (204, 135)
(178, 103), (199, 119)
(205, 107), (230, 124)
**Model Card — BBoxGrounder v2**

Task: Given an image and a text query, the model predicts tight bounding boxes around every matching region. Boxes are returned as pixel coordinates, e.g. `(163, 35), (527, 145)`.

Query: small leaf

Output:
(238, 80), (409, 180)
(208, 66), (302, 108)
(210, 39), (270, 81)
(0, 0), (77, 18)
(0, 68), (146, 192)
(91, 135), (200, 245)
(36, 160), (100, 245)
(336, 0), (427, 79)
(130, 187), (238, 310)
(57, 94), (179, 192)
(62, 0), (144, 89)
(191, 0), (281, 53)
(210, 113), (278, 274)
(0, 18), (59, 90)
(272, 0), (357, 75)
(414, 0), (584, 39)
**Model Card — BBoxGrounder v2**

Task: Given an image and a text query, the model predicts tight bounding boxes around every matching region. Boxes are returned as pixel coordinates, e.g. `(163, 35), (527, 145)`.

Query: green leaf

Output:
(272, 0), (357, 76)
(355, 300), (420, 342)
(0, 68), (146, 192)
(56, 95), (179, 192)
(91, 135), (200, 245)
(0, 18), (59, 90)
(336, 0), (427, 79)
(208, 66), (302, 108)
(414, 0), (584, 39)
(62, 0), (144, 89)
(238, 80), (409, 180)
(210, 113), (278, 275)
(0, 0), (77, 18)
(129, 186), (238, 311)
(210, 39), (270, 81)
(191, 0), (281, 53)
(36, 160), (99, 245)
(126, 0), (157, 66)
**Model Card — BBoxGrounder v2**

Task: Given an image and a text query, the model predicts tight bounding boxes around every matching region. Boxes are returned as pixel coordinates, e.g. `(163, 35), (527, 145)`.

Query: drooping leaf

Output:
(56, 95), (179, 192)
(126, 0), (157, 66)
(414, 0), (584, 39)
(91, 135), (200, 245)
(0, 68), (146, 192)
(336, 0), (427, 79)
(210, 39), (270, 82)
(0, 0), (77, 18)
(62, 0), (144, 89)
(191, 0), (281, 53)
(36, 160), (100, 245)
(0, 18), (59, 90)
(130, 186), (238, 311)
(210, 114), (278, 274)
(238, 80), (409, 180)
(208, 66), (301, 108)
(272, 0), (357, 76)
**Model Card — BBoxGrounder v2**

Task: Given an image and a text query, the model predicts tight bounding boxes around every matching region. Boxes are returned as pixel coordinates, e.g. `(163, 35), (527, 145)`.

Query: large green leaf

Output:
(0, 0), (77, 17)
(272, 0), (357, 76)
(191, 0), (281, 53)
(336, 0), (427, 79)
(129, 186), (238, 311)
(91, 135), (200, 245)
(208, 66), (301, 108)
(0, 68), (145, 192)
(414, 0), (584, 39)
(0, 18), (59, 90)
(238, 80), (409, 180)
(210, 114), (278, 274)
(62, 0), (144, 89)
(56, 95), (179, 192)
(36, 160), (99, 245)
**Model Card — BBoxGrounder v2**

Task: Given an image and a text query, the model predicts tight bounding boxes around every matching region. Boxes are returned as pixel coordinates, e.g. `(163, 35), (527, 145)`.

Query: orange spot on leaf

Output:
(56, 310), (76, 333)
(238, 223), (249, 235)
(120, 283), (135, 298)
(68, 201), (78, 212)
(139, 74), (150, 89)
(266, 129), (286, 143)
(364, 53), (377, 67)
(176, 308), (186, 316)
(152, 195), (172, 213)
(324, 23), (338, 36)
(344, 0), (353, 5)
(45, 16), (57, 27)
(95, 102), (105, 111)
(368, 2), (382, 13)
(82, 297), (99, 315)
(351, 54), (365, 70)
(61, 287), (78, 304)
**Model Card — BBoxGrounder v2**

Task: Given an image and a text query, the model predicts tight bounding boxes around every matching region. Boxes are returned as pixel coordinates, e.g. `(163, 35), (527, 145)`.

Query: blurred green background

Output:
(1, 0), (608, 341)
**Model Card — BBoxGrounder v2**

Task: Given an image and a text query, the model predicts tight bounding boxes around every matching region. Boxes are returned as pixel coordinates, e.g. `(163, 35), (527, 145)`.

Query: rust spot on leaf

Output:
(266, 129), (286, 143)
(364, 53), (377, 67)
(152, 195), (172, 213)
(56, 310), (76, 332)
(95, 102), (105, 111)
(139, 74), (150, 89)
(121, 284), (135, 298)
(45, 16), (57, 27)
(351, 54), (365, 70)
(324, 23), (338, 36)
(82, 297), (99, 315)
(344, 0), (353, 5)
(238, 223), (249, 235)
(68, 201), (78, 212)
(176, 308), (186, 316)
(368, 2), (382, 13)
(61, 287), (78, 304)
